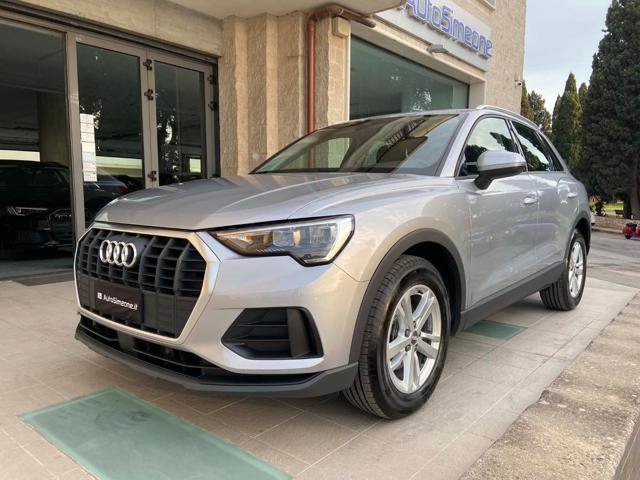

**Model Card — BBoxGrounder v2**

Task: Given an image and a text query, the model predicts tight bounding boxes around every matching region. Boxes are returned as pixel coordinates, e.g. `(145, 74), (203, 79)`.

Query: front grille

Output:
(76, 228), (205, 297)
(77, 317), (317, 386)
(76, 228), (207, 338)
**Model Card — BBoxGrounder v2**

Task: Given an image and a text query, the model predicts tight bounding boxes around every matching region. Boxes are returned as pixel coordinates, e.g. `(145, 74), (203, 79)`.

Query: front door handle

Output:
(523, 195), (538, 206)
(567, 191), (578, 199)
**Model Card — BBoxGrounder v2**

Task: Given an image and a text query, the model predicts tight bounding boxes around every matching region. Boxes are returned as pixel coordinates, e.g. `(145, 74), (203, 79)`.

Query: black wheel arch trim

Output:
(348, 229), (466, 364)
(571, 213), (592, 254)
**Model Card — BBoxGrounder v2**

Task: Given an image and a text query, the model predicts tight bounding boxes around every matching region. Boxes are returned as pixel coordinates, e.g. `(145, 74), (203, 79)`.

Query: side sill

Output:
(459, 262), (564, 332)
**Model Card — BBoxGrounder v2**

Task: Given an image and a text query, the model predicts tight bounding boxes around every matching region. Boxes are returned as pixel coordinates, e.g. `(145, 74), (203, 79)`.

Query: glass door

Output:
(147, 55), (213, 186)
(75, 41), (150, 224)
(69, 35), (216, 239)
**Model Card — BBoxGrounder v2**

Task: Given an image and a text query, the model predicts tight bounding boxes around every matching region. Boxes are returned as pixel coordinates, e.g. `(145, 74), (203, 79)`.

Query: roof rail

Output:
(475, 105), (539, 129)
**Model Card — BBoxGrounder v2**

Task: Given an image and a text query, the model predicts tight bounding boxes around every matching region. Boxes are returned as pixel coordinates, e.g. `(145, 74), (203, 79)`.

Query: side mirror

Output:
(474, 151), (526, 189)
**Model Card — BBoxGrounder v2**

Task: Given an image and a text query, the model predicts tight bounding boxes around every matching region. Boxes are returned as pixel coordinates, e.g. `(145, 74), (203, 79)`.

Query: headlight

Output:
(6, 206), (49, 216)
(212, 215), (354, 265)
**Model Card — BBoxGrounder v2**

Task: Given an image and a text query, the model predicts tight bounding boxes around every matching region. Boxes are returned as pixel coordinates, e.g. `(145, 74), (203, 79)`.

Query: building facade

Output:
(0, 0), (525, 275)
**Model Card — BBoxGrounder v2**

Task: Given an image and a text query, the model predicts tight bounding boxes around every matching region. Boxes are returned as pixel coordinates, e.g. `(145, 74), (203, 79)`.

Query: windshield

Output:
(253, 114), (462, 175)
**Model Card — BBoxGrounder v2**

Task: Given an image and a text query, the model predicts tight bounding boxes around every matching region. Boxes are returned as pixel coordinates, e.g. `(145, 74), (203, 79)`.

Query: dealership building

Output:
(0, 0), (525, 277)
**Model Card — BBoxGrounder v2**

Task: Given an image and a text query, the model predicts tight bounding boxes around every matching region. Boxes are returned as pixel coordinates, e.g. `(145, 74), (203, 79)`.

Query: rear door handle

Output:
(523, 195), (538, 206)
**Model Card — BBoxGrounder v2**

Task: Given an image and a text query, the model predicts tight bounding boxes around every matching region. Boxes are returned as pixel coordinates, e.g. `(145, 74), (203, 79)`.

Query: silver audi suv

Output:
(74, 106), (590, 418)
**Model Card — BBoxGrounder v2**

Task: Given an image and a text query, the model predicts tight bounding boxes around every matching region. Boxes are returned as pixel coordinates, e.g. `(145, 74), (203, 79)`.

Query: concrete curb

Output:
(592, 226), (624, 236)
(462, 294), (640, 480)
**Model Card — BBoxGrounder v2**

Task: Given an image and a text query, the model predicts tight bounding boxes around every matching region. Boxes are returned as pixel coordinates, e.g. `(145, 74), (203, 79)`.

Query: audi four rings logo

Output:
(99, 240), (138, 267)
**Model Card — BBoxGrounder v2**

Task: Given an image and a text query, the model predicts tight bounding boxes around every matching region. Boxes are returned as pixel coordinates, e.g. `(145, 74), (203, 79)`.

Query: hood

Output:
(94, 173), (442, 230)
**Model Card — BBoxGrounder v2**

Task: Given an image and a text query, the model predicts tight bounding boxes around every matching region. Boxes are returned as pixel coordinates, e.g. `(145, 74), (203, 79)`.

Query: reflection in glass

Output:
(77, 44), (145, 222)
(350, 37), (469, 119)
(155, 62), (206, 185)
(254, 114), (461, 175)
(0, 22), (73, 275)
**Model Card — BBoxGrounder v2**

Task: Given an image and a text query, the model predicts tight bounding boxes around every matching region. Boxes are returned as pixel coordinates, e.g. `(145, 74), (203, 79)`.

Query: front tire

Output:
(540, 230), (587, 311)
(343, 255), (450, 419)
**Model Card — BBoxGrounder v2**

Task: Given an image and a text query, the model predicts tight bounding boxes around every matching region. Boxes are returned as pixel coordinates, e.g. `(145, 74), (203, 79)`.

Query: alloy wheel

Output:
(385, 284), (442, 394)
(568, 242), (584, 298)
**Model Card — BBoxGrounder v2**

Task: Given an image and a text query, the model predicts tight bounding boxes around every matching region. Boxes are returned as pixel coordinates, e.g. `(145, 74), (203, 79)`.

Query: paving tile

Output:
(493, 387), (541, 415)
(0, 445), (55, 480)
(448, 337), (496, 358)
(413, 432), (494, 480)
(467, 406), (520, 441)
(277, 394), (338, 411)
(517, 358), (571, 393)
(502, 328), (573, 357)
(366, 374), (511, 451)
(529, 316), (589, 337)
(165, 389), (242, 415)
(297, 432), (428, 480)
(58, 468), (94, 479)
(240, 438), (309, 477)
(308, 396), (380, 433)
(256, 412), (358, 464)
(0, 427), (16, 452)
(21, 435), (79, 477)
(445, 351), (478, 370)
(210, 397), (302, 437)
(0, 361), (40, 393)
(151, 396), (250, 445)
(463, 358), (532, 386)
(481, 347), (548, 371)
(0, 384), (66, 416)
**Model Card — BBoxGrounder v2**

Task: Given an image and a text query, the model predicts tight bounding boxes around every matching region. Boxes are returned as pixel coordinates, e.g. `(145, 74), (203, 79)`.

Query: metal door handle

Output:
(523, 195), (538, 206)
(567, 192), (578, 199)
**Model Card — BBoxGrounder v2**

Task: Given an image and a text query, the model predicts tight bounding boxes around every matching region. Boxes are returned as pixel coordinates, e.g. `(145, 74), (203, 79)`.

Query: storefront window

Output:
(350, 37), (469, 119)
(0, 21), (73, 277)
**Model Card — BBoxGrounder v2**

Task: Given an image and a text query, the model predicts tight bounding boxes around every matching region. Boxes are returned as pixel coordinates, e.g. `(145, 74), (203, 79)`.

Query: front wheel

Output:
(343, 255), (450, 419)
(540, 230), (587, 311)
(625, 235), (632, 240)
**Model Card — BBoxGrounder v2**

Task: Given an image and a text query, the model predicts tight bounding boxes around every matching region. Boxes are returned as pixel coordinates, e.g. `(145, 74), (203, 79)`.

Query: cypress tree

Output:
(551, 95), (562, 140)
(520, 80), (534, 120)
(528, 90), (552, 136)
(578, 82), (588, 110)
(553, 73), (582, 170)
(581, 0), (640, 218)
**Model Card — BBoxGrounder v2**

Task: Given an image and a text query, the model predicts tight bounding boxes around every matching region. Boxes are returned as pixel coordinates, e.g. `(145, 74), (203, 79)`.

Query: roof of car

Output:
(332, 105), (540, 130)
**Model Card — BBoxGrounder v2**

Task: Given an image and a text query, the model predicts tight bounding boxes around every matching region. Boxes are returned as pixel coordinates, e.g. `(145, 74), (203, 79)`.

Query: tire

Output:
(343, 255), (450, 419)
(625, 235), (632, 240)
(540, 230), (587, 311)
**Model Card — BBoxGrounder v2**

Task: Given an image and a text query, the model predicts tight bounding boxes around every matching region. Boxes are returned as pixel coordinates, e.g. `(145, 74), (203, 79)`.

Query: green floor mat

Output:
(21, 388), (289, 480)
(465, 319), (526, 340)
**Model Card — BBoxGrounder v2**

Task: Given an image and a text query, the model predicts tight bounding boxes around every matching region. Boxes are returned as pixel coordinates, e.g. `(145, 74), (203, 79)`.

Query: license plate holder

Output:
(93, 279), (143, 324)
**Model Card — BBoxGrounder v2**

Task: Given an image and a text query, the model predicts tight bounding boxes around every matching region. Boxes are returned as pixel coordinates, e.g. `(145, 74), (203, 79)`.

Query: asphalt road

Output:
(589, 230), (640, 289)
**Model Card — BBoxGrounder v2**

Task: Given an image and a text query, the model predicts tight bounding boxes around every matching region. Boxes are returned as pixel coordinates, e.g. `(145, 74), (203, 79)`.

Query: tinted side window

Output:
(540, 136), (565, 171)
(513, 123), (555, 172)
(459, 117), (517, 176)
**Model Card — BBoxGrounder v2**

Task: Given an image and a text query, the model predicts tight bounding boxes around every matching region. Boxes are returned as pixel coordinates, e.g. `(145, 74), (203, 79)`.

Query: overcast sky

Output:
(524, 0), (611, 112)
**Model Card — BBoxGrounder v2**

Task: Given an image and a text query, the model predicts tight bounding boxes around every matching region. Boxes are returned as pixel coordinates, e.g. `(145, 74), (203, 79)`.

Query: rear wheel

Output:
(540, 230), (586, 311)
(343, 255), (450, 419)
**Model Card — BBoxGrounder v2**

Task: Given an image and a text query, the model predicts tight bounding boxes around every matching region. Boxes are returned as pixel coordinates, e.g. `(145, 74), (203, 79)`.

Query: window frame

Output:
(454, 114), (524, 179)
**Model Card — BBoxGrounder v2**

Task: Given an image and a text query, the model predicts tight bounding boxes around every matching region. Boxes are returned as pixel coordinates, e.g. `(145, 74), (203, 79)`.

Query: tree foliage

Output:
(578, 82), (588, 110)
(580, 0), (640, 218)
(527, 90), (552, 136)
(553, 73), (582, 170)
(551, 95), (562, 140)
(519, 80), (534, 121)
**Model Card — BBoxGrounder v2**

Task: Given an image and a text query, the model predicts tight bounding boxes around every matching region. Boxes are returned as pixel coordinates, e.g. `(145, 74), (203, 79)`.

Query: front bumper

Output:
(75, 223), (367, 394)
(76, 318), (357, 396)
